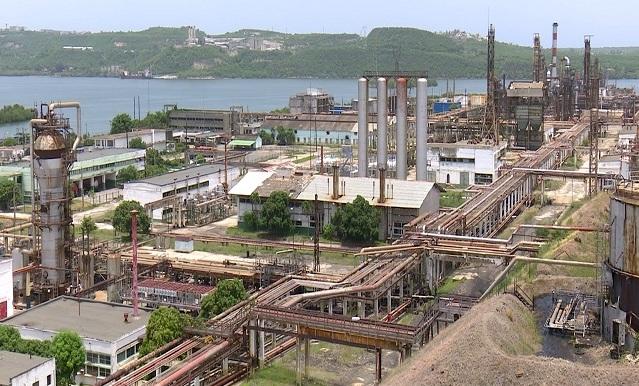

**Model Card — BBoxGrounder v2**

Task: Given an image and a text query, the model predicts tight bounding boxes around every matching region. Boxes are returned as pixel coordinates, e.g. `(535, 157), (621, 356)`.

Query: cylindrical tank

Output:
(33, 130), (67, 286)
(396, 78), (408, 180)
(377, 77), (388, 172)
(608, 185), (639, 330)
(357, 78), (369, 177)
(416, 78), (428, 181)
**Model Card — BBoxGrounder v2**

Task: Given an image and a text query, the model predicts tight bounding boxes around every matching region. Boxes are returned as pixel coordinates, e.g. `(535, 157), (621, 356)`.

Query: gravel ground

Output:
(384, 295), (637, 386)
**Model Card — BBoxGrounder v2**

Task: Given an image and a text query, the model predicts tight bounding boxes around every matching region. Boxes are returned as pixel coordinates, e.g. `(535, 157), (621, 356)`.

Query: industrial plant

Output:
(0, 17), (638, 386)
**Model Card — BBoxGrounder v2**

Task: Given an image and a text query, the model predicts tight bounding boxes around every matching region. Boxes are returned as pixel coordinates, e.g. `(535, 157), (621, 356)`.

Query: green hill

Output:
(0, 26), (638, 79)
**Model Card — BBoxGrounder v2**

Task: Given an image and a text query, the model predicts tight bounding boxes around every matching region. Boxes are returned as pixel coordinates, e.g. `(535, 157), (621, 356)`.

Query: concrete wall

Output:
(427, 144), (504, 186)
(293, 129), (355, 146)
(10, 358), (56, 386)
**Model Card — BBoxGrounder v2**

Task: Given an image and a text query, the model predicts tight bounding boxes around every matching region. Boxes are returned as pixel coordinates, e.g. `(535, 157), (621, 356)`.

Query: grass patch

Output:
(557, 198), (587, 225)
(560, 155), (584, 171)
(542, 179), (565, 192)
(293, 154), (314, 164)
(497, 205), (541, 240)
(241, 364), (328, 386)
(439, 190), (466, 208)
(437, 276), (464, 295)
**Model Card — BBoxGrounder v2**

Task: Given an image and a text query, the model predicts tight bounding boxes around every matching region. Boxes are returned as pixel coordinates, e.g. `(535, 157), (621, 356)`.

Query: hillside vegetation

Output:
(1, 27), (639, 78)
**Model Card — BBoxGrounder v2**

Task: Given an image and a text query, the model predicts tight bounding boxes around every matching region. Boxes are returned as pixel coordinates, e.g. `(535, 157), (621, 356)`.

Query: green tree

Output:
(258, 191), (293, 235)
(117, 165), (139, 183)
(129, 137), (147, 149)
(0, 178), (21, 211)
(0, 325), (23, 352)
(139, 307), (185, 357)
(329, 195), (379, 243)
(275, 126), (295, 146)
(1, 137), (18, 146)
(0, 104), (34, 124)
(259, 129), (274, 145)
(112, 200), (151, 235)
(199, 279), (247, 320)
(80, 216), (97, 252)
(195, 154), (205, 164)
(136, 111), (169, 129)
(242, 211), (259, 231)
(51, 330), (85, 386)
(110, 113), (134, 134)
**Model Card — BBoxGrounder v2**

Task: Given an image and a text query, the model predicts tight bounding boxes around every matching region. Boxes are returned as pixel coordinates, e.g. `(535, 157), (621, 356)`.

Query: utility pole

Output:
(131, 209), (139, 318)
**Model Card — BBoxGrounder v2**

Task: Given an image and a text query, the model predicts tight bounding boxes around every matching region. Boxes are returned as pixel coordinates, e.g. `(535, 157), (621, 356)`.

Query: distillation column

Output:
(358, 78), (369, 177)
(377, 77), (388, 175)
(396, 78), (408, 179)
(415, 78), (428, 181)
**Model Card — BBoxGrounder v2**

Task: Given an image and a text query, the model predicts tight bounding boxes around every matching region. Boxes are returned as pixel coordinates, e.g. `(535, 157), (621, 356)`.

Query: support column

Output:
(258, 320), (266, 367)
(249, 319), (257, 360)
(375, 348), (382, 383)
(222, 358), (229, 375)
(387, 289), (392, 314)
(296, 337), (302, 386)
(399, 278), (404, 302)
(358, 298), (364, 318)
(304, 338), (310, 379)
(374, 297), (379, 318)
(343, 299), (348, 316)
(328, 299), (333, 315)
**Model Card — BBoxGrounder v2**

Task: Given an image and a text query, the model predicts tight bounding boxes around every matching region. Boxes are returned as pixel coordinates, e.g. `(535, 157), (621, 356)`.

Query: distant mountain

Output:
(0, 26), (638, 79)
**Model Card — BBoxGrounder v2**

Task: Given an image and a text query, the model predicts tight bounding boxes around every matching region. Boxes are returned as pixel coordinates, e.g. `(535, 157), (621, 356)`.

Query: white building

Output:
(0, 258), (13, 319)
(230, 171), (441, 239)
(93, 128), (170, 150)
(2, 297), (150, 385)
(426, 142), (506, 186)
(123, 163), (240, 219)
(0, 351), (56, 386)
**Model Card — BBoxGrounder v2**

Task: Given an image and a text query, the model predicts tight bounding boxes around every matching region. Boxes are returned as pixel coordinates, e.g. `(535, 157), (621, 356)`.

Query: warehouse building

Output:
(230, 171), (441, 239)
(123, 163), (240, 219)
(426, 141), (506, 186)
(260, 114), (367, 146)
(0, 351), (56, 386)
(0, 148), (145, 199)
(168, 109), (240, 135)
(1, 297), (150, 385)
(92, 128), (171, 150)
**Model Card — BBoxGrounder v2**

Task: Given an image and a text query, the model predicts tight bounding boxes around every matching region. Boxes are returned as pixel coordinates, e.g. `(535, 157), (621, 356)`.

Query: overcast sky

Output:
(2, 0), (634, 47)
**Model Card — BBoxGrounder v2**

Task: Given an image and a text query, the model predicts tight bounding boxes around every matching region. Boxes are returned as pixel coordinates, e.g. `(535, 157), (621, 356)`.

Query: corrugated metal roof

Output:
(297, 176), (439, 209)
(138, 279), (214, 295)
(131, 163), (227, 187)
(228, 171), (274, 196)
(228, 139), (256, 147)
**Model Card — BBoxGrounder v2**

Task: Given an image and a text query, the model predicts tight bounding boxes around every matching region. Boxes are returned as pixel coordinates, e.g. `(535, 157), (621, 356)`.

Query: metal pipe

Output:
(48, 102), (81, 150)
(154, 341), (232, 385)
(377, 77), (388, 171)
(480, 256), (598, 300)
(396, 78), (408, 179)
(416, 78), (428, 180)
(357, 78), (369, 177)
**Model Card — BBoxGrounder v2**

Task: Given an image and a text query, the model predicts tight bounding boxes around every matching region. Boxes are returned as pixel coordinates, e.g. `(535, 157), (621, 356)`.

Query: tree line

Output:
(0, 104), (34, 124)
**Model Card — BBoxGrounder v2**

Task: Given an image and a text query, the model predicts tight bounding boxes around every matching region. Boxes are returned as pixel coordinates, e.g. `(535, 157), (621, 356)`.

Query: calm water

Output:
(0, 76), (638, 137)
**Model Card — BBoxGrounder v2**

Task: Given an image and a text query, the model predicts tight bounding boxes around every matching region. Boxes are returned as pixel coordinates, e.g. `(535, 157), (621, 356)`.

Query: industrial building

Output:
(288, 88), (334, 115)
(1, 297), (150, 385)
(123, 163), (240, 220)
(260, 113), (363, 146)
(92, 128), (171, 150)
(0, 148), (145, 199)
(507, 81), (546, 150)
(231, 170), (441, 239)
(0, 351), (56, 386)
(137, 279), (214, 311)
(426, 141), (507, 186)
(168, 109), (240, 135)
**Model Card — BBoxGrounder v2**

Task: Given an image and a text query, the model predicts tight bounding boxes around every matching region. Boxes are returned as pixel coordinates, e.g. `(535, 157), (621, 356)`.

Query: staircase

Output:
(512, 279), (534, 310)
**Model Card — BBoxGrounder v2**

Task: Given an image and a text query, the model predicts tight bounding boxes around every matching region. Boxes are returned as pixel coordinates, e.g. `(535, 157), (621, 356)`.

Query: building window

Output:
(32, 382), (39, 386)
(474, 173), (493, 185)
(294, 220), (303, 227)
(392, 222), (405, 237)
(47, 375), (52, 385)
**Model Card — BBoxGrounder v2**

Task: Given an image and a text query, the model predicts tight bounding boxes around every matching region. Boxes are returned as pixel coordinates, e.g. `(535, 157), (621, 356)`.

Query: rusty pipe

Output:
(48, 102), (81, 151)
(154, 340), (231, 386)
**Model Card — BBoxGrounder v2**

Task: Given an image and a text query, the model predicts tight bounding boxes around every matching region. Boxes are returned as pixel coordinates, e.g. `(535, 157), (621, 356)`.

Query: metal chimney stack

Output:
(533, 33), (542, 82)
(416, 78), (428, 181)
(357, 78), (369, 177)
(377, 77), (388, 173)
(551, 22), (558, 83)
(396, 78), (408, 180)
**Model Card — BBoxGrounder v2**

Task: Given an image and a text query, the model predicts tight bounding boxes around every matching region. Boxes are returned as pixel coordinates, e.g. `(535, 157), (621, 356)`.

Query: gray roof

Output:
(132, 163), (225, 186)
(261, 114), (357, 132)
(2, 296), (150, 343)
(76, 147), (145, 161)
(92, 128), (167, 141)
(0, 351), (52, 384)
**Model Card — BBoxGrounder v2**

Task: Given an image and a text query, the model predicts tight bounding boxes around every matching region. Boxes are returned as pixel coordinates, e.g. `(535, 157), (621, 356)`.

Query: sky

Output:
(1, 0), (635, 47)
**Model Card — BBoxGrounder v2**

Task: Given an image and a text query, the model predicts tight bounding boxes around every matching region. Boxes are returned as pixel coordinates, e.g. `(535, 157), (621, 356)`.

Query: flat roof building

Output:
(2, 297), (150, 385)
(261, 114), (363, 146)
(168, 109), (240, 136)
(0, 351), (56, 386)
(92, 128), (171, 150)
(427, 141), (507, 186)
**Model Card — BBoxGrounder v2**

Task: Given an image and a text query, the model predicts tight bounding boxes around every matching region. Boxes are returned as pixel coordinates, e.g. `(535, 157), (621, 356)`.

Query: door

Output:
(460, 172), (469, 187)
(0, 301), (7, 319)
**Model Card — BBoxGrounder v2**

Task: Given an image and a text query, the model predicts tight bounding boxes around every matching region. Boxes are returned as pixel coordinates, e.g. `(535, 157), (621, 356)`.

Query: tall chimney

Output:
(551, 22), (558, 83)
(378, 170), (386, 203)
(377, 77), (388, 172)
(416, 78), (428, 181)
(533, 33), (542, 82)
(357, 78), (369, 177)
(396, 78), (408, 179)
(583, 35), (591, 108)
(332, 164), (340, 199)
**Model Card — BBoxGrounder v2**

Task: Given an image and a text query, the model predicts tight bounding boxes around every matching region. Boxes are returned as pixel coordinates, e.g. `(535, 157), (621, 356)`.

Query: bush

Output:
(200, 279), (247, 319)
(329, 195), (379, 243)
(112, 200), (151, 235)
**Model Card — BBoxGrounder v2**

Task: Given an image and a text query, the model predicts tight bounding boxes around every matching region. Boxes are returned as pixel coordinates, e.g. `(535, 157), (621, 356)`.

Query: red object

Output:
(0, 301), (7, 319)
(131, 210), (139, 318)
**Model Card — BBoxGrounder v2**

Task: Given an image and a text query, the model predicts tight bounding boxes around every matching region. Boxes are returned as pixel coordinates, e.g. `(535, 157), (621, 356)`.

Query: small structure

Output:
(228, 136), (262, 150)
(123, 163), (240, 220)
(1, 296), (150, 384)
(0, 351), (56, 386)
(168, 109), (240, 135)
(136, 279), (214, 311)
(261, 114), (360, 145)
(507, 81), (546, 150)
